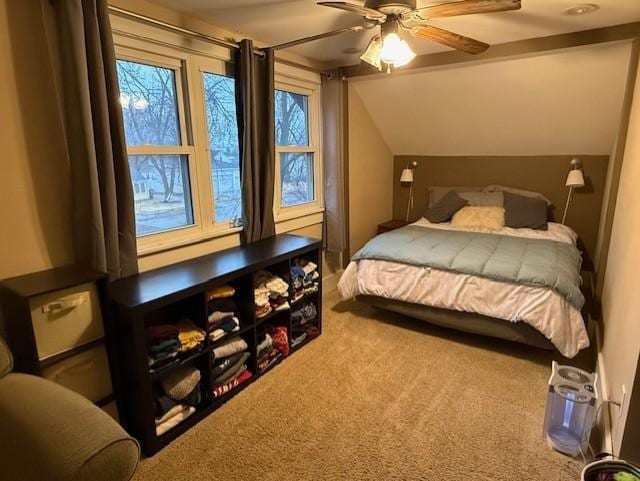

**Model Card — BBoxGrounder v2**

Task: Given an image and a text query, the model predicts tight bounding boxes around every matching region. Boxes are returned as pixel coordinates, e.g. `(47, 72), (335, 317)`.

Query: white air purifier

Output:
(543, 361), (597, 457)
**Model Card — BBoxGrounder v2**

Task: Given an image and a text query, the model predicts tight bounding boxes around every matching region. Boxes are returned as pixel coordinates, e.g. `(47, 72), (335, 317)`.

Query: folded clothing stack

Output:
(147, 324), (180, 369)
(175, 318), (206, 353)
(291, 259), (320, 302)
(154, 365), (202, 435)
(147, 318), (205, 369)
(291, 303), (319, 348)
(207, 286), (241, 342)
(211, 336), (252, 398)
(254, 270), (290, 318)
(257, 326), (289, 372)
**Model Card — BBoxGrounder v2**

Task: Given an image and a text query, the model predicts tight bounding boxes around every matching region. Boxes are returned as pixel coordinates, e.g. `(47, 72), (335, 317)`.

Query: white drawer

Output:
(41, 345), (113, 403)
(30, 282), (104, 360)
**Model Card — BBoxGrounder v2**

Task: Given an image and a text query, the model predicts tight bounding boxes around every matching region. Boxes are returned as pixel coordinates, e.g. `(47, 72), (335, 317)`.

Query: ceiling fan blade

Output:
(412, 25), (489, 54)
(317, 2), (386, 20)
(271, 25), (368, 50)
(410, 0), (520, 20)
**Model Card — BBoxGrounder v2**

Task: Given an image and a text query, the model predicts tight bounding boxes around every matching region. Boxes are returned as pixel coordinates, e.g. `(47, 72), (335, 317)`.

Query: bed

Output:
(338, 187), (590, 358)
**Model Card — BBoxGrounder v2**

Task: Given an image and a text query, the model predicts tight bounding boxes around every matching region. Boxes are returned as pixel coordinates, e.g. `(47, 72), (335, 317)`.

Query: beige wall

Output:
(349, 42), (632, 157)
(393, 155), (609, 263)
(0, 0), (74, 280)
(599, 49), (640, 456)
(594, 41), (639, 293)
(347, 87), (393, 256)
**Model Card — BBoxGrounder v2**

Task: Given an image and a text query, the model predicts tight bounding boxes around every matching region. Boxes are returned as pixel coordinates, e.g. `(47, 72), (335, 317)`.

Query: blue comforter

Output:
(352, 226), (584, 310)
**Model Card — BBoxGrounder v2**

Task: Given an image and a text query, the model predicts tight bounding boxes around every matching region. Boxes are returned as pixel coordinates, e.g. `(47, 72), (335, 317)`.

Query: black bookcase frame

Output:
(107, 234), (322, 455)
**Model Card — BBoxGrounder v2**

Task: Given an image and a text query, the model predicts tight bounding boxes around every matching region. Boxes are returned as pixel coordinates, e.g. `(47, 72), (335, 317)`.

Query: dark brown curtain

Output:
(235, 40), (276, 244)
(46, 0), (137, 278)
(321, 70), (347, 253)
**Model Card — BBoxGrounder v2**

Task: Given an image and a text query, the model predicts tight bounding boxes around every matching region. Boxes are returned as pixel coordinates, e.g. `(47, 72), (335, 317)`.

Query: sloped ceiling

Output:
(349, 41), (633, 155)
(145, 0), (640, 65)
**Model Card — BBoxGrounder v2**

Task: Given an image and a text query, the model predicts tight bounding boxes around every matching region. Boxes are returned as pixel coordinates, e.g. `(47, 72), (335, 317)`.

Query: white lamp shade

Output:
(400, 168), (413, 183)
(565, 169), (585, 188)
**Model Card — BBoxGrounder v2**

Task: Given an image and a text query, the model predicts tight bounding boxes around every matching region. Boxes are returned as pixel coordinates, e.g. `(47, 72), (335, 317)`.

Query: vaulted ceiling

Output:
(146, 0), (640, 65)
(350, 41), (633, 156)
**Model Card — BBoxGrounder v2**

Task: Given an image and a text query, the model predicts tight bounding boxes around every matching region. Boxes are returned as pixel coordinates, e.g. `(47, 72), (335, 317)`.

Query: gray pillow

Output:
(503, 192), (548, 230)
(458, 191), (504, 207)
(485, 185), (552, 206)
(426, 190), (468, 223)
(428, 186), (483, 207)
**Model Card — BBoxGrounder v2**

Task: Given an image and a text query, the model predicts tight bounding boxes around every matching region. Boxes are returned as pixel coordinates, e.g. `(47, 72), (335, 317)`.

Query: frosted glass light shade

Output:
(400, 168), (413, 183)
(565, 169), (585, 188)
(380, 33), (416, 67)
(360, 36), (382, 70)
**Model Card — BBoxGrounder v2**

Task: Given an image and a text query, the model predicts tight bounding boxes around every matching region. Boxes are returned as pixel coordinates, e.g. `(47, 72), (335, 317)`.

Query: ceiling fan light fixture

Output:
(360, 36), (383, 70)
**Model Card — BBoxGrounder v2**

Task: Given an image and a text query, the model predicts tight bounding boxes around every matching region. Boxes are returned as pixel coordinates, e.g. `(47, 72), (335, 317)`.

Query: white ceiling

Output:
(350, 41), (633, 155)
(146, 0), (640, 65)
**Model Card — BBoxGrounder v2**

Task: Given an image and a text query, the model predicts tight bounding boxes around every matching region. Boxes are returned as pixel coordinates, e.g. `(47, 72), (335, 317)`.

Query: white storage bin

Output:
(41, 345), (113, 403)
(30, 283), (104, 361)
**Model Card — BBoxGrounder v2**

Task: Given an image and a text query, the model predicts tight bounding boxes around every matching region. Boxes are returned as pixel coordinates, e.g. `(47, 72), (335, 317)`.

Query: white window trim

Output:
(274, 75), (324, 222)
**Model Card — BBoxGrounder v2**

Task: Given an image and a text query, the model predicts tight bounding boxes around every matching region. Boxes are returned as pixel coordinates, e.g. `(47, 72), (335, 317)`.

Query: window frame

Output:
(114, 42), (242, 255)
(274, 75), (323, 221)
(111, 21), (325, 258)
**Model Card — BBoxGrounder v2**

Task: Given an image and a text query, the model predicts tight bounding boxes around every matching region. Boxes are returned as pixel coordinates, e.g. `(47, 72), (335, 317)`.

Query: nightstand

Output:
(377, 219), (410, 235)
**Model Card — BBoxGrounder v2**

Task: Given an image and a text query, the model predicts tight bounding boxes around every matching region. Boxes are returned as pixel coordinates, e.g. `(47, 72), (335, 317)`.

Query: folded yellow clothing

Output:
(207, 285), (236, 300)
(175, 318), (206, 352)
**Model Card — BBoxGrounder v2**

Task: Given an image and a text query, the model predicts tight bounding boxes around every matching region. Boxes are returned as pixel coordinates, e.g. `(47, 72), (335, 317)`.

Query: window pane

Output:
(280, 152), (314, 207)
(202, 72), (242, 223)
(116, 60), (181, 146)
(275, 90), (309, 146)
(128, 155), (193, 236)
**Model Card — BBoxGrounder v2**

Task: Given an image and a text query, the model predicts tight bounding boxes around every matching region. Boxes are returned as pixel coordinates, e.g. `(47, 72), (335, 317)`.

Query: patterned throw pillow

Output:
(451, 206), (505, 231)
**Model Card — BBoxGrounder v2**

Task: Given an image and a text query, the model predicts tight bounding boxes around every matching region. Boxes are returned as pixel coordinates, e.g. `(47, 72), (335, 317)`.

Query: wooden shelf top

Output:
(0, 264), (104, 298)
(110, 234), (321, 310)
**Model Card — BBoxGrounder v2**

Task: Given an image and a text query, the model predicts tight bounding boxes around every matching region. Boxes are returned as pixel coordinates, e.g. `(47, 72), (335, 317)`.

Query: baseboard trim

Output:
(595, 319), (613, 455)
(322, 270), (343, 295)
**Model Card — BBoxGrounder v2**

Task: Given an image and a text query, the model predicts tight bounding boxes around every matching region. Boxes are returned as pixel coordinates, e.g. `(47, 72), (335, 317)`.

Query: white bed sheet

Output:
(338, 219), (589, 358)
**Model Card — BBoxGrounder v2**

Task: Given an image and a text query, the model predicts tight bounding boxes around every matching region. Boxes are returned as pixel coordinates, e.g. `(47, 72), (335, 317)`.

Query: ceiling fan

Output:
(271, 0), (521, 71)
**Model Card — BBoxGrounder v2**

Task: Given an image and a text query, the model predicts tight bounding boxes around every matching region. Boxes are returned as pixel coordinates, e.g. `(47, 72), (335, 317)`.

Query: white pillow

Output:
(451, 206), (505, 231)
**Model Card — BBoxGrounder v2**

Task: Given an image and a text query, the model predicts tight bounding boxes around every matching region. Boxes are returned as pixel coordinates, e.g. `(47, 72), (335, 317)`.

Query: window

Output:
(275, 87), (320, 212)
(202, 72), (241, 224)
(112, 25), (323, 255)
(116, 59), (194, 236)
(115, 48), (244, 250)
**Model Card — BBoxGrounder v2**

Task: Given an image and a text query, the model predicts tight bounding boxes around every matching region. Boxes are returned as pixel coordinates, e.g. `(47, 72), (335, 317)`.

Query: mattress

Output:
(338, 218), (589, 358)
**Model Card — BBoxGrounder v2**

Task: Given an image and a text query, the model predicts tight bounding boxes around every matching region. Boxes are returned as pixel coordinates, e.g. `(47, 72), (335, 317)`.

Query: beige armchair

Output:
(0, 337), (139, 481)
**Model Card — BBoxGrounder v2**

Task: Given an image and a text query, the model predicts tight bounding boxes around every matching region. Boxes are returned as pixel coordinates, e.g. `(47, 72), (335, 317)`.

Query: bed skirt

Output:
(357, 295), (556, 352)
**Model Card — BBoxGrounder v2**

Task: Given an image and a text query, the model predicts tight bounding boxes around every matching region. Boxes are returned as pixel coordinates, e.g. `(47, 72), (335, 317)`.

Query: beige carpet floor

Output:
(133, 291), (585, 481)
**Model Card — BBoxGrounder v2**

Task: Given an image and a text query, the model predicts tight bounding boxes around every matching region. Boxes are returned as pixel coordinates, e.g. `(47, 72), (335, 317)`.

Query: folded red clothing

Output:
(146, 324), (179, 345)
(268, 326), (289, 357)
(212, 369), (252, 398)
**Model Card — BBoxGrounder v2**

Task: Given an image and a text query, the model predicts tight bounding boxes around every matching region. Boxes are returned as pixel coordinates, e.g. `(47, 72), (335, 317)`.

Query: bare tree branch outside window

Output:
(275, 90), (315, 207)
(117, 60), (193, 235)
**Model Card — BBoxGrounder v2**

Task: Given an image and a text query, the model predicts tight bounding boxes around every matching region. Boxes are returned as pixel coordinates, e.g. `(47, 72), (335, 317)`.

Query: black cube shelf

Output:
(107, 234), (322, 455)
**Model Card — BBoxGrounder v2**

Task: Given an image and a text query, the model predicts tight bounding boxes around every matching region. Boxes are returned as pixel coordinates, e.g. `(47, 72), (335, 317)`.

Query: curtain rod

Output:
(107, 5), (265, 57)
